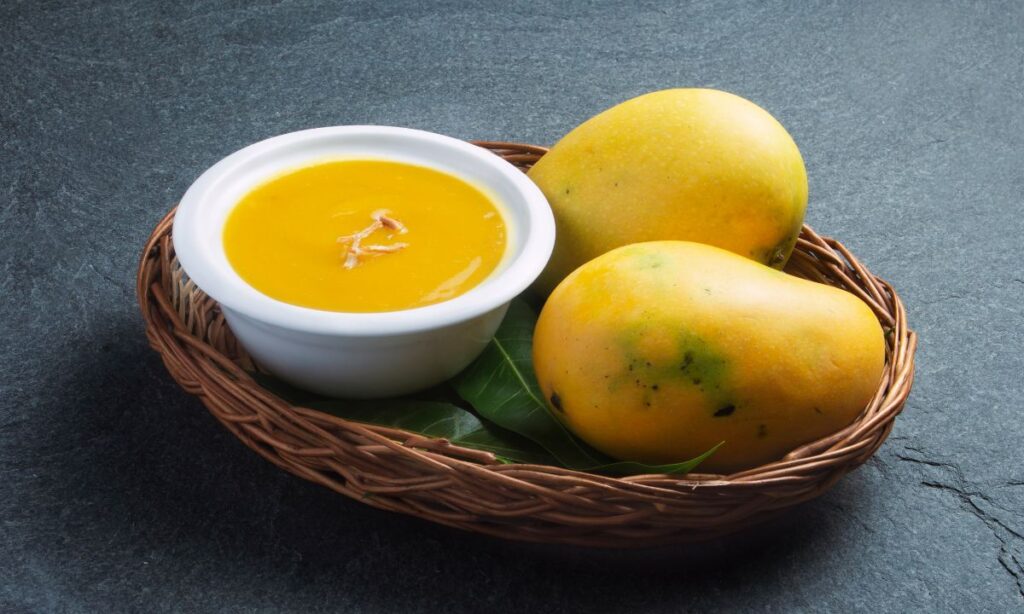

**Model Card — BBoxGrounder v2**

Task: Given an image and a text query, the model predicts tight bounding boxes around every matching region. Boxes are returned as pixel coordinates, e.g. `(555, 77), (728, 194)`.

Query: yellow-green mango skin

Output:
(532, 241), (885, 474)
(528, 88), (808, 296)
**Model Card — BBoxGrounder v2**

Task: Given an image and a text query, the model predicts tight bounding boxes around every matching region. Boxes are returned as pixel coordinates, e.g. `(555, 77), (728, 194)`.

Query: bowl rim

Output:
(172, 126), (554, 337)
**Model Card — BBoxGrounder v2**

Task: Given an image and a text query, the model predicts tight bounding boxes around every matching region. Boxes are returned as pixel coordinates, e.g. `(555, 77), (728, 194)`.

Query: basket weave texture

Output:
(137, 142), (917, 548)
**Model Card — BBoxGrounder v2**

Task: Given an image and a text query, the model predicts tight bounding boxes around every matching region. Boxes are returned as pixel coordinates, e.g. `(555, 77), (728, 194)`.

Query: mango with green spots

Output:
(528, 88), (808, 296)
(532, 241), (885, 473)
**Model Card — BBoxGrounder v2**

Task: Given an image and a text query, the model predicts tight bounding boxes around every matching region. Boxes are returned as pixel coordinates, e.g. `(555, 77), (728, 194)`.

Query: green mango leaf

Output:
(451, 299), (718, 476)
(250, 373), (554, 465)
(588, 442), (723, 476)
(451, 299), (607, 468)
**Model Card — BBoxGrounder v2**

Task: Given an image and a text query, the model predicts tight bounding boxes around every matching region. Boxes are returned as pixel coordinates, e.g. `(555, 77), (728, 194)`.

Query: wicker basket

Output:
(137, 141), (916, 548)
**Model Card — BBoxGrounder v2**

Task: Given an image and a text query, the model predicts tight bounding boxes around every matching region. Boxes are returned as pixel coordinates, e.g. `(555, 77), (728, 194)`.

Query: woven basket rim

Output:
(137, 141), (917, 547)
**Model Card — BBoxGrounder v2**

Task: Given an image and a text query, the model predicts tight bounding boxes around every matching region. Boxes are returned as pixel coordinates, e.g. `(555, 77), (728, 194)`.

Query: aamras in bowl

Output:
(172, 126), (555, 398)
(224, 159), (509, 313)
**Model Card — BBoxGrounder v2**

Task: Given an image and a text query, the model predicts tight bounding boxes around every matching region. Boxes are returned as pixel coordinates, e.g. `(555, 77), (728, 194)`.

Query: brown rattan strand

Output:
(136, 141), (917, 548)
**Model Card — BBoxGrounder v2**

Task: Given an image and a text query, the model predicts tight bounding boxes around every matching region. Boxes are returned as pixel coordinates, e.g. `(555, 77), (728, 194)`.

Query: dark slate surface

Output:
(2, 0), (1023, 611)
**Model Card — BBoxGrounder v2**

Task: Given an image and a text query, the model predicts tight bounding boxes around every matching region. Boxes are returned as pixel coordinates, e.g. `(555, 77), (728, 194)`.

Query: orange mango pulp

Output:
(223, 159), (507, 312)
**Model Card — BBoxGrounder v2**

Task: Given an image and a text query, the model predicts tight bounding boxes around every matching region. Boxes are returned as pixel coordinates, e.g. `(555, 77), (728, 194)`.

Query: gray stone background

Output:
(3, 1), (1023, 611)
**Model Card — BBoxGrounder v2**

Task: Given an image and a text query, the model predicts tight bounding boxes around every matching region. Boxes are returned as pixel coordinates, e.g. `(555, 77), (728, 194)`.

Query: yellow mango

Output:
(532, 241), (885, 473)
(528, 88), (808, 296)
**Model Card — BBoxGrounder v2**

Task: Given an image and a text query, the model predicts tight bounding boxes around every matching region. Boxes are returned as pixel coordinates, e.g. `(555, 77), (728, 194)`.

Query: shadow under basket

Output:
(137, 141), (917, 548)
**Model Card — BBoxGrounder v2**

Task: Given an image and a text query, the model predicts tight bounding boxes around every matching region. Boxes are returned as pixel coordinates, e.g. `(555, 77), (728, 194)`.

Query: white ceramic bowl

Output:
(173, 126), (554, 398)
